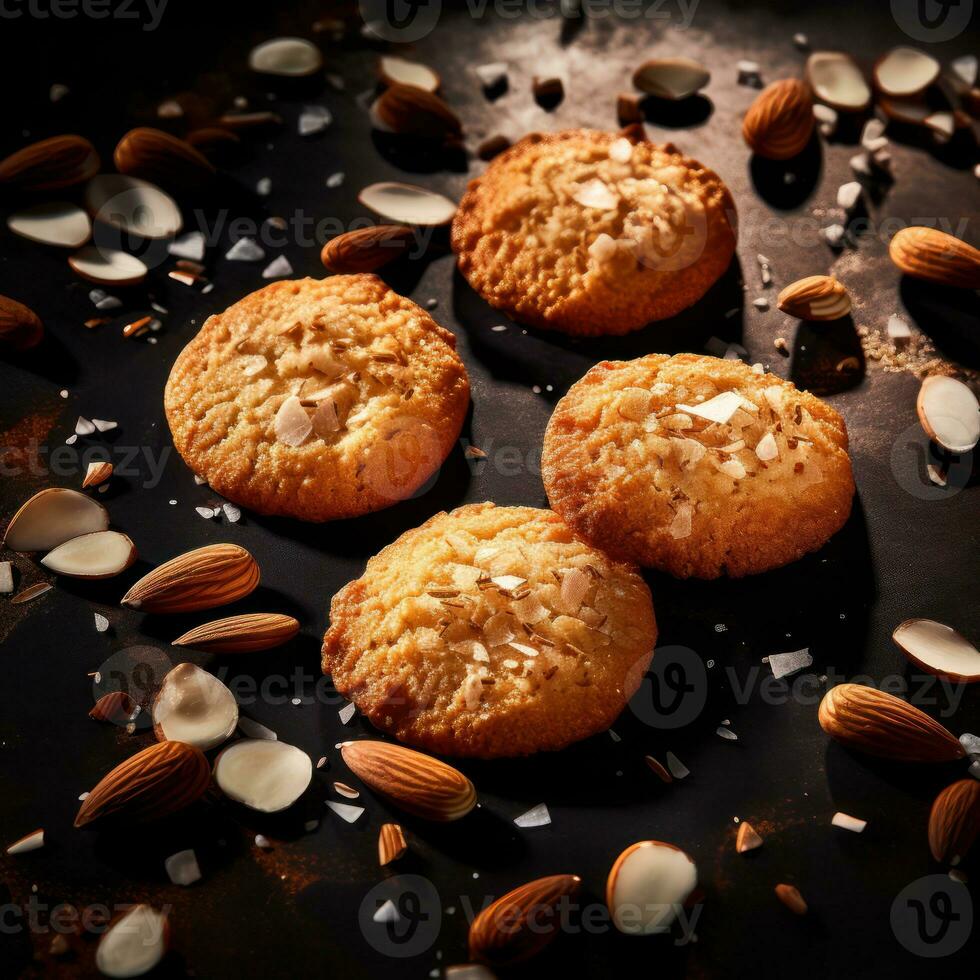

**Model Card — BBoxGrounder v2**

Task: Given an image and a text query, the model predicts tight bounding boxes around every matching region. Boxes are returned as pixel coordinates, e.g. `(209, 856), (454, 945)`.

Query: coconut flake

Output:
(514, 803), (551, 828)
(666, 751), (690, 779)
(668, 503), (693, 540)
(373, 899), (400, 923)
(326, 171), (345, 188)
(572, 178), (619, 210)
(222, 503), (242, 523)
(164, 849), (202, 885)
(298, 105), (332, 136)
(238, 716), (277, 740)
(755, 432), (779, 461)
(95, 906), (168, 979)
(169, 232), (206, 261)
(676, 391), (744, 424)
(0, 562), (13, 594)
(609, 137), (633, 163)
(768, 648), (813, 680)
(339, 702), (357, 724)
(837, 181), (862, 213)
(92, 418), (117, 432)
(275, 396), (312, 447)
(951, 54), (978, 88)
(248, 37), (322, 77)
(716, 726), (738, 741)
(588, 232), (619, 265)
(832, 812), (867, 833)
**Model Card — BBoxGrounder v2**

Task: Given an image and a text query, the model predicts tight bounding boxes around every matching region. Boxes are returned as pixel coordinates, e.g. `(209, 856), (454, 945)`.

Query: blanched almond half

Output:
(41, 530), (136, 579)
(7, 201), (91, 248)
(95, 905), (169, 979)
(153, 662), (238, 751)
(893, 619), (980, 683)
(606, 840), (697, 935)
(4, 488), (109, 552)
(633, 57), (710, 100)
(916, 376), (980, 453)
(379, 55), (440, 93)
(6, 828), (44, 855)
(69, 246), (147, 286)
(248, 37), (322, 77)
(806, 51), (871, 111)
(214, 739), (312, 812)
(358, 182), (456, 226)
(84, 175), (182, 240)
(874, 47), (940, 97)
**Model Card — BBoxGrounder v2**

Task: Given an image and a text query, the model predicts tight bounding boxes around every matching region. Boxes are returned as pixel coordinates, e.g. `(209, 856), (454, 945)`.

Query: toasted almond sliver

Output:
(735, 821), (763, 853)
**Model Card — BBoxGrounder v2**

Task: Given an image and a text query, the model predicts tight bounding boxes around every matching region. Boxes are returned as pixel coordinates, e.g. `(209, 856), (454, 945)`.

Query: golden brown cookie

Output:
(322, 502), (657, 758)
(451, 128), (737, 335)
(165, 275), (469, 521)
(542, 354), (854, 578)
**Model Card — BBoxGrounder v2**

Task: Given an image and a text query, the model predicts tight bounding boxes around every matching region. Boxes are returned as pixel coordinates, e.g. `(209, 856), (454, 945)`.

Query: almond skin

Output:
(888, 227), (980, 289)
(75, 740), (210, 827)
(0, 135), (99, 191)
(121, 543), (259, 614)
(340, 740), (476, 821)
(320, 225), (417, 274)
(0, 295), (43, 350)
(378, 822), (408, 866)
(818, 683), (965, 762)
(469, 874), (582, 966)
(928, 779), (980, 865)
(777, 275), (851, 320)
(375, 84), (463, 143)
(775, 883), (807, 915)
(173, 613), (299, 653)
(114, 127), (215, 194)
(742, 79), (814, 160)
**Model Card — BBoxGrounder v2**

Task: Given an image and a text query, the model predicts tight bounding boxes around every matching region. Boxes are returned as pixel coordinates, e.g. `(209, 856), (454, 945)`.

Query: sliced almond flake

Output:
(644, 755), (673, 782)
(514, 803), (551, 828)
(169, 231), (206, 261)
(241, 354), (268, 378)
(768, 648), (813, 680)
(560, 567), (591, 613)
(832, 812), (867, 833)
(509, 642), (538, 658)
(312, 399), (341, 437)
(736, 821), (764, 853)
(755, 432), (779, 461)
(327, 800), (364, 823)
(372, 899), (399, 923)
(0, 562), (13, 594)
(483, 611), (515, 646)
(262, 255), (293, 279)
(298, 104), (332, 136)
(334, 782), (360, 799)
(225, 237), (265, 261)
(75, 416), (96, 436)
(92, 418), (117, 432)
(238, 717), (277, 740)
(716, 726), (738, 741)
(12, 582), (52, 605)
(501, 658), (519, 669)
(716, 458), (747, 480)
(474, 545), (500, 564)
(589, 232), (619, 265)
(674, 439), (706, 468)
(512, 593), (548, 624)
(665, 751), (689, 779)
(94, 612), (109, 632)
(222, 502), (242, 523)
(491, 574), (527, 592)
(461, 673), (483, 709)
(571, 178), (619, 210)
(275, 396), (312, 447)
(669, 503), (693, 540)
(718, 440), (746, 453)
(195, 506), (216, 520)
(338, 703), (357, 724)
(6, 829), (44, 855)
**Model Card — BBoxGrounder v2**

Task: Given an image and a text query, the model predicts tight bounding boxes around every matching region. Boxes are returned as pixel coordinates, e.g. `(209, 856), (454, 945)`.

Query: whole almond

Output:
(75, 740), (210, 827)
(340, 740), (476, 821)
(0, 295), (43, 350)
(320, 225), (417, 274)
(89, 691), (137, 724)
(468, 874), (582, 966)
(743, 79), (814, 160)
(114, 127), (215, 194)
(818, 683), (965, 762)
(888, 227), (980, 289)
(0, 135), (99, 191)
(777, 275), (851, 320)
(375, 84), (462, 143)
(378, 822), (408, 866)
(121, 543), (259, 614)
(928, 779), (980, 865)
(173, 613), (299, 653)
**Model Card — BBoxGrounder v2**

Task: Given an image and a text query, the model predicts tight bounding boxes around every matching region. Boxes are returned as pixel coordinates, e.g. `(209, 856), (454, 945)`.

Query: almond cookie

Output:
(451, 128), (737, 335)
(542, 355), (854, 578)
(165, 275), (469, 521)
(322, 502), (656, 758)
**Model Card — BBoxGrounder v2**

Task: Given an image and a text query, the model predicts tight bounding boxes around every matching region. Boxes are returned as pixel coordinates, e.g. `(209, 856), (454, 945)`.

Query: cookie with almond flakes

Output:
(542, 354), (854, 578)
(165, 275), (469, 521)
(321, 502), (657, 758)
(451, 128), (737, 335)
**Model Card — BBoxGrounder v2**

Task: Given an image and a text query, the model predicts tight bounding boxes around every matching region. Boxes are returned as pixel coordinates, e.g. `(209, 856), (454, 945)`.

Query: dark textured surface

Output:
(1, 1), (978, 977)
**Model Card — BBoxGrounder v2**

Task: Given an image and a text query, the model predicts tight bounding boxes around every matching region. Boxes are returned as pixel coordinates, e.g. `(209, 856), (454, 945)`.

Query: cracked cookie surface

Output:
(451, 128), (737, 335)
(165, 275), (470, 521)
(542, 354), (854, 578)
(322, 502), (657, 757)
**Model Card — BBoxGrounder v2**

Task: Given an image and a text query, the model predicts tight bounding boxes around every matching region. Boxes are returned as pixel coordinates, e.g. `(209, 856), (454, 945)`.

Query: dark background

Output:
(1, 0), (979, 977)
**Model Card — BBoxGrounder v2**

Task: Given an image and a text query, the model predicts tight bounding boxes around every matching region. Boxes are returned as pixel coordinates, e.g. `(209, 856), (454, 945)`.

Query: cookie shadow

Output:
(640, 94), (713, 129)
(790, 316), (866, 396)
(451, 256), (745, 397)
(749, 134), (822, 209)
